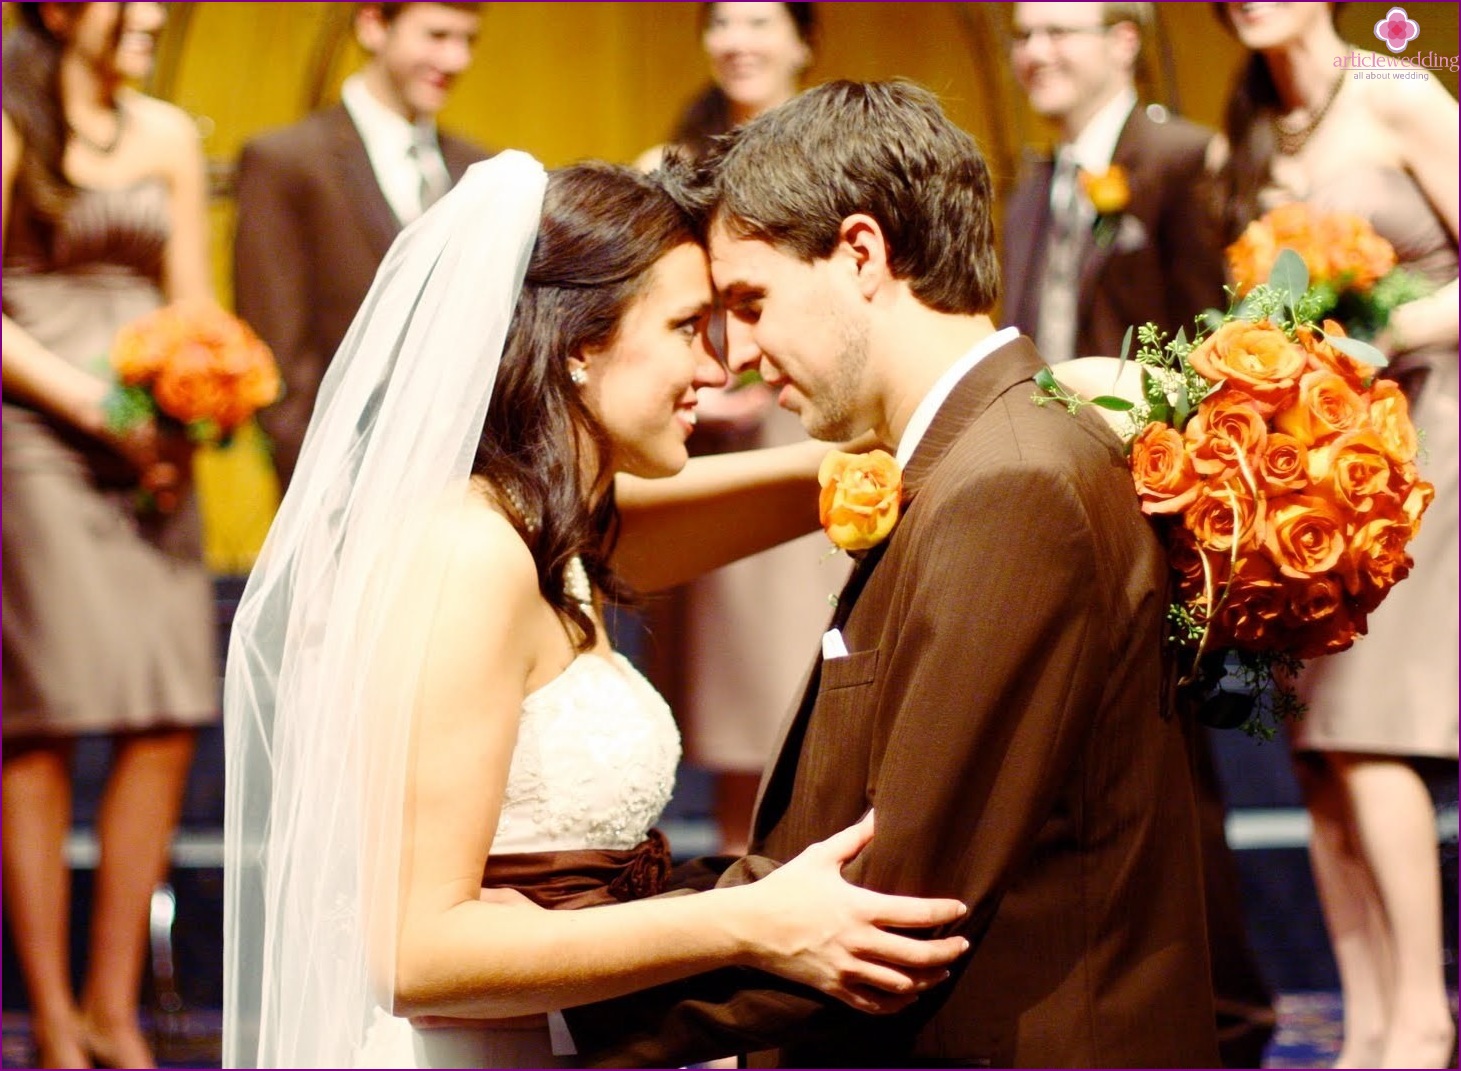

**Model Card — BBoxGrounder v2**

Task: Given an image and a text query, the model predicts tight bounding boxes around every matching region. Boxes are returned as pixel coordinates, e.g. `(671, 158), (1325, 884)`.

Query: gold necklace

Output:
(67, 103), (127, 155)
(1271, 74), (1344, 156)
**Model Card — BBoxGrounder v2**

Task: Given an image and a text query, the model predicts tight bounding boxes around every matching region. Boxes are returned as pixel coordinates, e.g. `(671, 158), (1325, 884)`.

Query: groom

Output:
(563, 80), (1218, 1068)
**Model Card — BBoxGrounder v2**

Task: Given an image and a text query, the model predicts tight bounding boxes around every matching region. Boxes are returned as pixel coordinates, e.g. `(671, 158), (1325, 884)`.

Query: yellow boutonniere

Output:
(1079, 164), (1130, 216)
(818, 449), (903, 552)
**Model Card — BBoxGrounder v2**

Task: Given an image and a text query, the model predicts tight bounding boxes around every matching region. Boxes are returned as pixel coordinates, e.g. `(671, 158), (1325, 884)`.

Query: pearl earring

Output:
(570, 366), (588, 386)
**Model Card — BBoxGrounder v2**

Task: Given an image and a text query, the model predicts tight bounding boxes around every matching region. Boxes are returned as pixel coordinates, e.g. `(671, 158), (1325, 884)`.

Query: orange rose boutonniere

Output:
(818, 449), (902, 553)
(1079, 164), (1130, 216)
(1079, 164), (1130, 249)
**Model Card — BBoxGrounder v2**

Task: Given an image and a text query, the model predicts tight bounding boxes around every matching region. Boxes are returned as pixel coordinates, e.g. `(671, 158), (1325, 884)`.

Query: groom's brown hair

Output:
(675, 79), (1000, 317)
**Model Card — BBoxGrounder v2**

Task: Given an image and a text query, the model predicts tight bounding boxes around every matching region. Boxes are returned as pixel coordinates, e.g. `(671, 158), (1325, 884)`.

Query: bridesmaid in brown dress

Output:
(1212, 3), (1458, 1067)
(2, 4), (216, 1066)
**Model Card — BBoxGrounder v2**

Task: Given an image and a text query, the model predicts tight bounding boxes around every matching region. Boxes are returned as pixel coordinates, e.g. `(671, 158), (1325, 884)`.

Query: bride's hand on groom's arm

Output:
(726, 809), (970, 1016)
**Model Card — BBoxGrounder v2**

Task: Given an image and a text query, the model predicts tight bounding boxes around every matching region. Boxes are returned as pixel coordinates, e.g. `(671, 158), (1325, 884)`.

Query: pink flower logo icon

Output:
(1374, 6), (1420, 52)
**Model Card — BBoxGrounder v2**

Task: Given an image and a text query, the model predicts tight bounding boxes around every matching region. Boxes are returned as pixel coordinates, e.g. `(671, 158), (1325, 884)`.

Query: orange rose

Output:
(1289, 601), (1365, 659)
(1130, 423), (1200, 515)
(1306, 429), (1395, 515)
(1185, 322), (1307, 414)
(1258, 432), (1309, 494)
(818, 449), (902, 552)
(1296, 321), (1375, 392)
(1225, 218), (1280, 296)
(1263, 493), (1347, 580)
(1079, 165), (1130, 216)
(1167, 525), (1215, 605)
(1400, 478), (1435, 534)
(1209, 552), (1287, 648)
(1348, 512), (1415, 610)
(1318, 212), (1397, 291)
(152, 342), (231, 428)
(1274, 369), (1368, 446)
(1227, 203), (1334, 295)
(111, 305), (185, 385)
(1367, 378), (1419, 465)
(1184, 392), (1268, 480)
(1281, 574), (1346, 629)
(1185, 478), (1266, 555)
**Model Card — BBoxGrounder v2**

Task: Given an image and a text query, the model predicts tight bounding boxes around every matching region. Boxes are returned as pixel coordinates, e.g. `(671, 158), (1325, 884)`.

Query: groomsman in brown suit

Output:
(1002, 1), (1222, 362)
(233, 2), (489, 487)
(1002, 5), (1276, 1066)
(560, 80), (1219, 1069)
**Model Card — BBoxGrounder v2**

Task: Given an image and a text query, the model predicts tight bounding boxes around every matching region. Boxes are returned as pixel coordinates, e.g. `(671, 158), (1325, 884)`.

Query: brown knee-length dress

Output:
(3, 178), (216, 737)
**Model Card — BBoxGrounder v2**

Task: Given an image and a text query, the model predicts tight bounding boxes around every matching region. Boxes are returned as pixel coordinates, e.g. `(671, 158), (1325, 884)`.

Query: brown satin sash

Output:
(480, 828), (671, 909)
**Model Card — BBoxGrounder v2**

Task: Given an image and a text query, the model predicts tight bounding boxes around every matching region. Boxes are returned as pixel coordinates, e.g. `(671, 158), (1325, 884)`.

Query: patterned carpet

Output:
(0, 992), (1367, 1069)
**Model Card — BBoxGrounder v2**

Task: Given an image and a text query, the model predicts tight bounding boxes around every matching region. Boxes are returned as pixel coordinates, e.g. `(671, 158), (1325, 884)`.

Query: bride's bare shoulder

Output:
(417, 483), (537, 597)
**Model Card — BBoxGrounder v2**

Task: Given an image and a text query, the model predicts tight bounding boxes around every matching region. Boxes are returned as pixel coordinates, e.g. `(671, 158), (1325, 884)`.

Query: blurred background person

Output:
(233, 1), (489, 491)
(1001, 4), (1277, 1065)
(1, 3), (216, 1066)
(1213, 2), (1458, 1066)
(633, 2), (843, 855)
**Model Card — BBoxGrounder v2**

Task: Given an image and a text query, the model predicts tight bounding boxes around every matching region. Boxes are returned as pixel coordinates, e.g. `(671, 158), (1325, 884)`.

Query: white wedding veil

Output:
(222, 151), (548, 1068)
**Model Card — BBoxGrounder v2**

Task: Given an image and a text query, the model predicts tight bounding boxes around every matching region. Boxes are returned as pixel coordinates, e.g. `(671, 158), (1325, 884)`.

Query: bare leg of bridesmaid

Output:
(80, 727), (196, 1070)
(1341, 756), (1456, 1069)
(1300, 752), (1393, 1069)
(2, 739), (91, 1069)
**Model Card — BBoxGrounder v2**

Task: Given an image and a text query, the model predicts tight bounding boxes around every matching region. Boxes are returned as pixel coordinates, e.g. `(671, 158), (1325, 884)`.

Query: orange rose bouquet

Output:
(103, 302), (281, 446)
(1038, 250), (1433, 736)
(1226, 203), (1429, 341)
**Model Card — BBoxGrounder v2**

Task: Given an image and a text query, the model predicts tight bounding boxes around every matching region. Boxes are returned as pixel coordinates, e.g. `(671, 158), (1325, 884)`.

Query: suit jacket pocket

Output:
(820, 648), (879, 691)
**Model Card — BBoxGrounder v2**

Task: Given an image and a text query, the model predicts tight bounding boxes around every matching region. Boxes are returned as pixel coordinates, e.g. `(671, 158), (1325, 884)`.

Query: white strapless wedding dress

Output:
(358, 651), (681, 1068)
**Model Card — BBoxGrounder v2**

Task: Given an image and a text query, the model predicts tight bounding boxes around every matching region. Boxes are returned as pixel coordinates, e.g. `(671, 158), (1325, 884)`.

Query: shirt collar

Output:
(341, 73), (436, 159)
(1063, 87), (1137, 174)
(894, 326), (1020, 469)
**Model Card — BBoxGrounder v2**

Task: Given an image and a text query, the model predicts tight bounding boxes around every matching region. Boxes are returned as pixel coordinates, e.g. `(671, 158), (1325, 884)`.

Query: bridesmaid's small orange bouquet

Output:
(1037, 250), (1433, 736)
(1226, 204), (1428, 340)
(103, 302), (281, 446)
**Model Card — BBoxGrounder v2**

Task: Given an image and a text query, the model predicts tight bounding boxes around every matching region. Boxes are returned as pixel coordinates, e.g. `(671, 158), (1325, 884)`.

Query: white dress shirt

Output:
(341, 74), (448, 224)
(1056, 86), (1137, 203)
(895, 327), (1020, 468)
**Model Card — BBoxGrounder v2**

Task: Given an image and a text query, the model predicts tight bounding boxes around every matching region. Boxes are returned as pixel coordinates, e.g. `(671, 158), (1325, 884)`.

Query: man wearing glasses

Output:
(1001, 5), (1276, 1068)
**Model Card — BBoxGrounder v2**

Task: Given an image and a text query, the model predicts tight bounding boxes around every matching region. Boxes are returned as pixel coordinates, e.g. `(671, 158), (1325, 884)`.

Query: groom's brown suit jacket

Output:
(565, 337), (1220, 1068)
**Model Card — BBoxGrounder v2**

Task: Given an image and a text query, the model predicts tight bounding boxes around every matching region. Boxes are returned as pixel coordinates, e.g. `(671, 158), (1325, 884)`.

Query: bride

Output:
(221, 151), (969, 1068)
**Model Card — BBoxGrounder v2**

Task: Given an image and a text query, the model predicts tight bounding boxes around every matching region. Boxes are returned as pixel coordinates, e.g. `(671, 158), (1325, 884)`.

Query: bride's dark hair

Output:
(473, 163), (699, 648)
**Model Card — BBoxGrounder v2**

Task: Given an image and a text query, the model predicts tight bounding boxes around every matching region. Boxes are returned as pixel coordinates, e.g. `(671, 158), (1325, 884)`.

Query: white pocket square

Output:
(822, 627), (849, 660)
(1111, 214), (1148, 253)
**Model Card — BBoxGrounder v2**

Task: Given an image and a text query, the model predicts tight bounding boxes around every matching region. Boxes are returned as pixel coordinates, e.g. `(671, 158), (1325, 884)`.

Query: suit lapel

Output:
(901, 336), (1049, 499)
(1003, 158), (1055, 336)
(1076, 109), (1145, 310)
(441, 136), (483, 183)
(327, 105), (401, 259)
(749, 337), (1051, 846)
(749, 542), (889, 844)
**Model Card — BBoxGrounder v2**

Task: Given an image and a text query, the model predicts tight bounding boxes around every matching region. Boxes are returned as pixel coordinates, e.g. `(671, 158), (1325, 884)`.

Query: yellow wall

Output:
(101, 1), (1459, 570)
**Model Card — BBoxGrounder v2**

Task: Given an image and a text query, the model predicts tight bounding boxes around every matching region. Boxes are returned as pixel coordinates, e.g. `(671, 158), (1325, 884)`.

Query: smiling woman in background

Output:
(2, 3), (217, 1067)
(632, 3), (843, 857)
(1212, 3), (1458, 1067)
